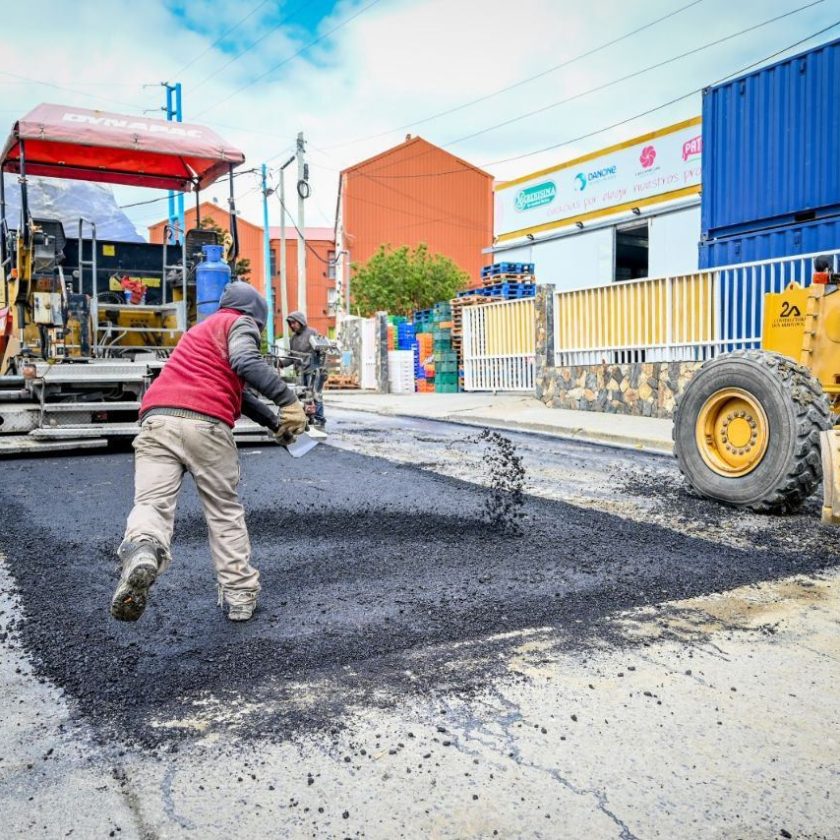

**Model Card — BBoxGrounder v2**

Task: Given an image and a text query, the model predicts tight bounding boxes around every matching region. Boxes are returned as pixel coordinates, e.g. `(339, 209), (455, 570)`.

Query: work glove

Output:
(274, 400), (307, 442)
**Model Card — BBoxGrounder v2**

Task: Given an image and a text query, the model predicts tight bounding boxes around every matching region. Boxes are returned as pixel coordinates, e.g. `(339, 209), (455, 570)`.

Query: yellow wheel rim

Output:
(695, 387), (769, 477)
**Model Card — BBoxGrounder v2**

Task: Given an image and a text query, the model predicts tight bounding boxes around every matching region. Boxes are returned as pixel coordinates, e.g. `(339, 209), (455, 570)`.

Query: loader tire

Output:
(673, 349), (832, 513)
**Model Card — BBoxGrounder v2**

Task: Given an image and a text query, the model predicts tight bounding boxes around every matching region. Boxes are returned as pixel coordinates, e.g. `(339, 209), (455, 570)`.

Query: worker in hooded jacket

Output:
(283, 310), (326, 428)
(110, 282), (307, 623)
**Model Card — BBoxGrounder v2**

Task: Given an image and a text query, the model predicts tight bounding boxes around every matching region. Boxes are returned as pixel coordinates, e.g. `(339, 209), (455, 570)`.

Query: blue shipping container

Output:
(701, 37), (840, 240)
(699, 215), (840, 268)
(699, 216), (840, 351)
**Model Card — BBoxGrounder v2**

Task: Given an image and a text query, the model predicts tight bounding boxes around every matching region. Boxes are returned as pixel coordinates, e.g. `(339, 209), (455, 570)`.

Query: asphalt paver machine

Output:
(0, 104), (247, 453)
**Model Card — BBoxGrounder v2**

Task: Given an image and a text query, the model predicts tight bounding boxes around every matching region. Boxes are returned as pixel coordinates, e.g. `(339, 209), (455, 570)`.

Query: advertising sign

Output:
(495, 118), (702, 241)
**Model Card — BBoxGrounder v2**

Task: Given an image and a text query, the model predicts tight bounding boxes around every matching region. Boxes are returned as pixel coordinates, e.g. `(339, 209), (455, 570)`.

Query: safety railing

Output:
(553, 249), (840, 367)
(554, 272), (716, 366)
(462, 298), (535, 391)
(717, 249), (840, 352)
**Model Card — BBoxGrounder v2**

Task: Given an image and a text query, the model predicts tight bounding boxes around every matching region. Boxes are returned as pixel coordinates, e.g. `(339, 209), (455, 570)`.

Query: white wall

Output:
(647, 206), (701, 277)
(493, 203), (701, 290)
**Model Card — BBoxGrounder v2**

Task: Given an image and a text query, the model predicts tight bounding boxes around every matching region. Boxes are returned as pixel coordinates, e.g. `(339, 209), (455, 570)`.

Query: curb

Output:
(326, 400), (674, 458)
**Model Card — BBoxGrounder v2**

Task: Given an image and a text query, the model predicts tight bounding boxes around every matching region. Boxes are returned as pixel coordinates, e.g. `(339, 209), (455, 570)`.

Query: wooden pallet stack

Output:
(325, 374), (359, 390)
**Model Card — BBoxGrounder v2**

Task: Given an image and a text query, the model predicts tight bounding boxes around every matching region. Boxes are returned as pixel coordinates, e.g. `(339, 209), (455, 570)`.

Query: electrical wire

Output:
(357, 0), (826, 178)
(117, 168), (260, 208)
(273, 190), (331, 264)
(172, 0), (272, 78)
(189, 0), (315, 93)
(192, 0), (385, 118)
(322, 0), (707, 150)
(486, 16), (840, 169)
(343, 13), (840, 181)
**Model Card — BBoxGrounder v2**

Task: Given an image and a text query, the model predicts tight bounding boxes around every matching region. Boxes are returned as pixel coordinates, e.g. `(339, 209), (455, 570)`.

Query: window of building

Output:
(327, 249), (336, 280)
(327, 288), (338, 314)
(614, 221), (649, 282)
(270, 249), (278, 276)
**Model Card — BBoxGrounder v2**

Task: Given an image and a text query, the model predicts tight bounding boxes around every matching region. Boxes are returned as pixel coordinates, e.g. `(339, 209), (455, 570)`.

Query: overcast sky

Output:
(0, 0), (836, 238)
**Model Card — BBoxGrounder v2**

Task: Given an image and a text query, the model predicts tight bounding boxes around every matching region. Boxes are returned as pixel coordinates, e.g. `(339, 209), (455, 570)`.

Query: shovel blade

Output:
(284, 429), (326, 458)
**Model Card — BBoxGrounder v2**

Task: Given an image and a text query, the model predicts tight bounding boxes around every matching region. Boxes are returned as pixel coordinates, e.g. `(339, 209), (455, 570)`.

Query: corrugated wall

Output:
(702, 36), (840, 238)
(342, 137), (493, 288)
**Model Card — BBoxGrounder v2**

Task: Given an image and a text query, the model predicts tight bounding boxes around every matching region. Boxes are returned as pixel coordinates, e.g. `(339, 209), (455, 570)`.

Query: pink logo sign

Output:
(639, 145), (656, 169)
(682, 136), (702, 160)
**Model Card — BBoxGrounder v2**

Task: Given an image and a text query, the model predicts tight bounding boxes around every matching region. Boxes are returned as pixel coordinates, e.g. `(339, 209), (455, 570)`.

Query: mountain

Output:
(2, 175), (143, 242)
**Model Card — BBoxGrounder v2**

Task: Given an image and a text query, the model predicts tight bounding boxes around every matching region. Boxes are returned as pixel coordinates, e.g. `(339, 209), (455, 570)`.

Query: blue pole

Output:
(261, 163), (274, 347)
(174, 83), (185, 244)
(165, 85), (175, 243)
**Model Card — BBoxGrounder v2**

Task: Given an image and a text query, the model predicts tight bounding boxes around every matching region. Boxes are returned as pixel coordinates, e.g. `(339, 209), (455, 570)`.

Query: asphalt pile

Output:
(0, 444), (835, 748)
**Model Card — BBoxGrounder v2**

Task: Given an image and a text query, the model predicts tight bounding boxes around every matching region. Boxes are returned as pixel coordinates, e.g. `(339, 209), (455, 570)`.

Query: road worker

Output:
(283, 310), (327, 428)
(110, 282), (307, 623)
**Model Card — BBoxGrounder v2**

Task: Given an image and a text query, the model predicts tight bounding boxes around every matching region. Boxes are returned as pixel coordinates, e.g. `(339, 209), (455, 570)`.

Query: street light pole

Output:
(296, 131), (309, 319)
(260, 163), (274, 347)
(278, 154), (295, 343)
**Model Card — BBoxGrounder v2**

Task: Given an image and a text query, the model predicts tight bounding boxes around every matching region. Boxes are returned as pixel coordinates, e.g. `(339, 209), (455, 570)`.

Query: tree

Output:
(350, 244), (468, 316)
(198, 216), (251, 281)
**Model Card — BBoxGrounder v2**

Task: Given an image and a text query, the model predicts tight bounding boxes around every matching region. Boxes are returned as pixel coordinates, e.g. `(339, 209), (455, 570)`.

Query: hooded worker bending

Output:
(110, 282), (306, 623)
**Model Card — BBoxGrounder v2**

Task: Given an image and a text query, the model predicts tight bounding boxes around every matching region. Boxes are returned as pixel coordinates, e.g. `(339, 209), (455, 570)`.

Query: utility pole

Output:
(260, 164), (274, 347)
(278, 154), (295, 342)
(296, 131), (310, 318)
(162, 82), (184, 243)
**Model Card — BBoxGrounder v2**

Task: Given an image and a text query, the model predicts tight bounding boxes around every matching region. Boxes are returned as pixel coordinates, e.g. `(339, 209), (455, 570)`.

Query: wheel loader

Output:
(673, 258), (840, 523)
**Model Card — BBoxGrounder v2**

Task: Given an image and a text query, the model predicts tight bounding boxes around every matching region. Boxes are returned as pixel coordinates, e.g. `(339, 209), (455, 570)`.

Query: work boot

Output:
(110, 541), (163, 622)
(217, 586), (258, 622)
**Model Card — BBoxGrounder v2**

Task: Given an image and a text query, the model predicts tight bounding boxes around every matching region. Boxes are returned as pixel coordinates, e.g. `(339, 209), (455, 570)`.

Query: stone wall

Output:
(536, 360), (703, 418)
(337, 316), (363, 383)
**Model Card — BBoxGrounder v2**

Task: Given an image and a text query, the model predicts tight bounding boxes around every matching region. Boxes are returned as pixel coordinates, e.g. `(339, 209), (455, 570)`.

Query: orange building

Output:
(335, 135), (494, 308)
(267, 226), (336, 337)
(148, 204), (336, 337)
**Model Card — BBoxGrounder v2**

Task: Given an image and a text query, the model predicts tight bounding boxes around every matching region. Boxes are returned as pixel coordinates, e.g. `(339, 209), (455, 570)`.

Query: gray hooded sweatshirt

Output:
(221, 282), (297, 429)
(285, 310), (321, 373)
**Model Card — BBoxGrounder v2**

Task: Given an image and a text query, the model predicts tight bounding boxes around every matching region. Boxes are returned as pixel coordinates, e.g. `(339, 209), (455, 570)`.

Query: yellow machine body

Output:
(761, 281), (840, 406)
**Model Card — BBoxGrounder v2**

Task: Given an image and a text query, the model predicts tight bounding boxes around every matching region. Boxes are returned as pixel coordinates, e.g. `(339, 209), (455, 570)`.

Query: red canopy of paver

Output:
(0, 103), (245, 192)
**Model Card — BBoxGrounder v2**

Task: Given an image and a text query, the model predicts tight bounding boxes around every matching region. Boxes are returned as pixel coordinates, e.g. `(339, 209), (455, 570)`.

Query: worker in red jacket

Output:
(110, 282), (306, 623)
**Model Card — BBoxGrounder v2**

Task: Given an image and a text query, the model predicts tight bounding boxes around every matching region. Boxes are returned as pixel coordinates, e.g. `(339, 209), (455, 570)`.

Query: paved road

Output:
(1, 410), (838, 838)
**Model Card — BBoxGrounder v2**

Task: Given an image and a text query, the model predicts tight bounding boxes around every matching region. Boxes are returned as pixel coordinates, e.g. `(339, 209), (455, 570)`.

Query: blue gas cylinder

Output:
(196, 244), (231, 321)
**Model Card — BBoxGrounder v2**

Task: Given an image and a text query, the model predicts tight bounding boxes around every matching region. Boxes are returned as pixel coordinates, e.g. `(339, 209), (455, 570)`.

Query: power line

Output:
(0, 70), (147, 113)
(322, 0), (707, 150)
(193, 0), (385, 118)
(349, 8), (836, 181)
(118, 168), (260, 208)
(172, 0), (271, 78)
(189, 0), (315, 93)
(453, 1), (823, 147)
(273, 190), (331, 264)
(485, 16), (840, 169)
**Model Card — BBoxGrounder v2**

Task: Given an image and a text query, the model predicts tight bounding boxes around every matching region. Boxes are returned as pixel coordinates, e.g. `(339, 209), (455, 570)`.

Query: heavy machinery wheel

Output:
(673, 349), (832, 513)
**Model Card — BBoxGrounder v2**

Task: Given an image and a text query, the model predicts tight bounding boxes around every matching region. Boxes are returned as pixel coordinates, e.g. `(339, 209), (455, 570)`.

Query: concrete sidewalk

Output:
(324, 391), (674, 455)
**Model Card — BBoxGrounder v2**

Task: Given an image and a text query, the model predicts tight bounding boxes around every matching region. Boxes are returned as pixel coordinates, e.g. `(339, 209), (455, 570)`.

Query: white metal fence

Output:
(553, 249), (840, 367)
(462, 298), (536, 391)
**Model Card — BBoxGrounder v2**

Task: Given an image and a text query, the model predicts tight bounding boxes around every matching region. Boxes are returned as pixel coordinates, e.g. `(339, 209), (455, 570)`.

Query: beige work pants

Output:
(124, 415), (260, 596)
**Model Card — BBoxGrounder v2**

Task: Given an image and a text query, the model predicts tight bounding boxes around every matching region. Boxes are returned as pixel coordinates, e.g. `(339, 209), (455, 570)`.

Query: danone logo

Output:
(514, 181), (556, 212)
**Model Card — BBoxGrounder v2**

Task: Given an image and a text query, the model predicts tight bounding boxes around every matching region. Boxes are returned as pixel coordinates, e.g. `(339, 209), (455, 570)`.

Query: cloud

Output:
(0, 0), (835, 238)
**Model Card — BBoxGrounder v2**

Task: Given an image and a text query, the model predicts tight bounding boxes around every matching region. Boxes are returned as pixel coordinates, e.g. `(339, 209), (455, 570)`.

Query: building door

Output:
(614, 221), (649, 281)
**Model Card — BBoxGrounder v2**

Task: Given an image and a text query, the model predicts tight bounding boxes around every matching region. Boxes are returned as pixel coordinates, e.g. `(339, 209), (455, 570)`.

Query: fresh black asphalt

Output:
(0, 434), (836, 748)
